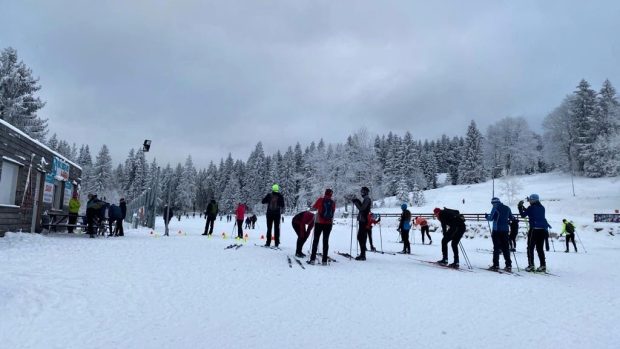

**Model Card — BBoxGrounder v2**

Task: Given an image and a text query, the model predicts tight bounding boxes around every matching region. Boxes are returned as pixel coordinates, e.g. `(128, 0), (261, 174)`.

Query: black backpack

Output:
(268, 194), (280, 213)
(443, 207), (465, 222)
(566, 222), (575, 234)
(321, 198), (334, 220)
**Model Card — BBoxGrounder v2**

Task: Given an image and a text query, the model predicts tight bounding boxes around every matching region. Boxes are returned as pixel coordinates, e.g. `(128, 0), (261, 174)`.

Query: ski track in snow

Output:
(2, 173), (620, 349)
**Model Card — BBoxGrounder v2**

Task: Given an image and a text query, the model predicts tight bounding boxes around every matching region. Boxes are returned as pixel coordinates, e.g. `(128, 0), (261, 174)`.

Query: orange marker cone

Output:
(260, 234), (264, 240)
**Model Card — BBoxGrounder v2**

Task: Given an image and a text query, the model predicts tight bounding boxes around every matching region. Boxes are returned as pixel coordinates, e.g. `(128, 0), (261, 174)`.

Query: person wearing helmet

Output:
(398, 203), (412, 254)
(261, 184), (286, 247)
(518, 194), (552, 272)
(485, 197), (513, 272)
(433, 207), (466, 268)
(351, 186), (372, 260)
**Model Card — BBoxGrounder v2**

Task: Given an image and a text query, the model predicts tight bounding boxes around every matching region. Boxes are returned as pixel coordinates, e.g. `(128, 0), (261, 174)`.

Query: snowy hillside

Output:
(1, 173), (619, 349)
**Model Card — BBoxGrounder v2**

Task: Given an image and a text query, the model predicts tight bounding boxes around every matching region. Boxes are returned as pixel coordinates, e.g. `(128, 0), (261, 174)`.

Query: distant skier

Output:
(434, 207), (466, 268)
(261, 184), (285, 247)
(117, 198), (126, 236)
(235, 203), (246, 239)
(163, 204), (174, 236)
(366, 211), (381, 251)
(509, 216), (519, 251)
(309, 189), (336, 264)
(292, 211), (315, 258)
(245, 217), (251, 229)
(203, 199), (218, 236)
(518, 194), (551, 272)
(415, 216), (432, 245)
(398, 203), (412, 254)
(250, 214), (257, 229)
(351, 186), (372, 261)
(561, 219), (578, 253)
(485, 197), (513, 272)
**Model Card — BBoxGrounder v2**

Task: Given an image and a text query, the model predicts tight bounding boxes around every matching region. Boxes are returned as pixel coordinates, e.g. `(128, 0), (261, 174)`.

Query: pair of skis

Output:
(287, 255), (306, 269)
(224, 243), (243, 250)
(254, 243), (282, 251)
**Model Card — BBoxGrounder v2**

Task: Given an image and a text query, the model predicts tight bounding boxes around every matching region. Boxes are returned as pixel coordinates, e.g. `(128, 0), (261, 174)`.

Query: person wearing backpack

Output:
(415, 216), (432, 245)
(433, 207), (466, 268)
(398, 203), (412, 254)
(203, 199), (219, 236)
(509, 216), (519, 251)
(351, 186), (372, 261)
(518, 194), (552, 272)
(561, 219), (578, 253)
(366, 212), (381, 251)
(292, 210), (315, 258)
(261, 184), (285, 247)
(309, 189), (336, 264)
(485, 197), (513, 272)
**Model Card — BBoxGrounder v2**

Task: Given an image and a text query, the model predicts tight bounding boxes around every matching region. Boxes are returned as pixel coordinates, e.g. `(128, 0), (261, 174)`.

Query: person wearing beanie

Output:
(235, 202), (246, 239)
(291, 210), (315, 258)
(415, 216), (432, 245)
(433, 207), (466, 268)
(261, 184), (286, 247)
(351, 186), (372, 261)
(485, 197), (513, 271)
(398, 203), (412, 254)
(509, 216), (519, 251)
(366, 211), (381, 251)
(518, 194), (551, 272)
(308, 189), (336, 264)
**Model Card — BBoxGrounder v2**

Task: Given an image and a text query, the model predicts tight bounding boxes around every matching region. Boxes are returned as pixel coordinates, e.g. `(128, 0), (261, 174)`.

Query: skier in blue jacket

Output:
(485, 197), (512, 271)
(518, 194), (551, 272)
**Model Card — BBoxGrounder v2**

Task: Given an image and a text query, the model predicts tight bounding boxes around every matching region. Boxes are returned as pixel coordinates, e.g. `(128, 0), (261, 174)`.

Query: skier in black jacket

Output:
(434, 207), (466, 268)
(261, 184), (285, 247)
(351, 186), (372, 261)
(203, 199), (218, 236)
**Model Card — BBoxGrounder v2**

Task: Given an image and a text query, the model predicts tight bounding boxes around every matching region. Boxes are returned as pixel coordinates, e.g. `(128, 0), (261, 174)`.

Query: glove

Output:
(518, 200), (524, 207)
(484, 214), (489, 220)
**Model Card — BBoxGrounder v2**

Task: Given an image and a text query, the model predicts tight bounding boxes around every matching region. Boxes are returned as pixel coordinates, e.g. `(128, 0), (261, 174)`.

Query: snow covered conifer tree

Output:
(458, 121), (486, 184)
(91, 145), (113, 198)
(47, 133), (59, 151)
(411, 181), (425, 207)
(0, 47), (47, 141)
(177, 155), (197, 211)
(570, 79), (598, 173)
(396, 176), (410, 204)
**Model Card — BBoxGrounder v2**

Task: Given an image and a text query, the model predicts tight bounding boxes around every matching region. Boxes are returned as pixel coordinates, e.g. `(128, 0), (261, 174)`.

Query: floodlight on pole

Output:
(143, 139), (152, 152)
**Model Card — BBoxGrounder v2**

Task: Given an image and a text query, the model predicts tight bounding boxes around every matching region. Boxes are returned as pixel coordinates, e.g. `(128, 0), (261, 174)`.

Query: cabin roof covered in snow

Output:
(0, 118), (82, 171)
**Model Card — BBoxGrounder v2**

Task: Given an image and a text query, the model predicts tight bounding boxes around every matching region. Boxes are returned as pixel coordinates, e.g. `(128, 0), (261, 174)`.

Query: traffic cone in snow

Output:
(222, 232), (227, 239)
(178, 230), (182, 235)
(260, 234), (264, 240)
(244, 233), (249, 242)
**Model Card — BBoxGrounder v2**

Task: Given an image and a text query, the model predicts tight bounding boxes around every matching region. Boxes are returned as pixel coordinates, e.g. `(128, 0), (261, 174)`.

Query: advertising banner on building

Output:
(52, 157), (70, 181)
(64, 181), (73, 206)
(42, 174), (55, 204)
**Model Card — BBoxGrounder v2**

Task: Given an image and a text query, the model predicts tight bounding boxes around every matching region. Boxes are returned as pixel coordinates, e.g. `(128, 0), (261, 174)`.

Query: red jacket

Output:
(366, 212), (380, 229)
(292, 211), (315, 238)
(312, 195), (336, 225)
(415, 217), (428, 227)
(235, 204), (246, 220)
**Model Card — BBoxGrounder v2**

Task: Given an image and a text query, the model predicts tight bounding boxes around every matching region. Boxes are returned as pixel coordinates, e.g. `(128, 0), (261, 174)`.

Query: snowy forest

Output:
(2, 46), (619, 213)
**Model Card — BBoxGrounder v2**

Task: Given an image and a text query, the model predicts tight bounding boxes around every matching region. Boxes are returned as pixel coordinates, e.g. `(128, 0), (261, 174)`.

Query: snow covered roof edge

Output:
(0, 118), (82, 171)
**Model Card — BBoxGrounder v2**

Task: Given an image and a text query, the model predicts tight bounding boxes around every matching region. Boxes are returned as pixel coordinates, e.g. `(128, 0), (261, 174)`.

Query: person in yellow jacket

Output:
(68, 192), (81, 233)
(561, 219), (578, 253)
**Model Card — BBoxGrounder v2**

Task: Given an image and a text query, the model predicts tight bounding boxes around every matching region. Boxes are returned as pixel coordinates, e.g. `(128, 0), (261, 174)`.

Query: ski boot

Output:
(504, 266), (512, 272)
(525, 265), (535, 272)
(564, 250), (569, 253)
(448, 262), (459, 269)
(307, 259), (316, 265)
(296, 252), (306, 258)
(371, 246), (376, 252)
(509, 248), (516, 252)
(436, 259), (448, 265)
(536, 265), (546, 273)
(429, 240), (432, 245)
(355, 255), (366, 261)
(321, 261), (328, 266)
(488, 265), (500, 271)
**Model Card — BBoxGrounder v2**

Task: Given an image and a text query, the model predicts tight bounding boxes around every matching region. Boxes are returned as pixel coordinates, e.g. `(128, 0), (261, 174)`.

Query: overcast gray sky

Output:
(1, 1), (619, 168)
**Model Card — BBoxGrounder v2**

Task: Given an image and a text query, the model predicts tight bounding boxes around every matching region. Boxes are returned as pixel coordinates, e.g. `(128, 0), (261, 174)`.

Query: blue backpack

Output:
(321, 198), (334, 220)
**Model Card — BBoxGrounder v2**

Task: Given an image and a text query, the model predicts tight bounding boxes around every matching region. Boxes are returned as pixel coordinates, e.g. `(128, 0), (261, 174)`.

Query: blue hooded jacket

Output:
(519, 202), (551, 230)
(486, 201), (512, 232)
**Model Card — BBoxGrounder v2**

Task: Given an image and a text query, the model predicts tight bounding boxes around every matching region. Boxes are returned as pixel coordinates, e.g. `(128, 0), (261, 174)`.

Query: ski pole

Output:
(458, 241), (472, 269)
(575, 231), (587, 253)
(549, 234), (556, 252)
(379, 217), (384, 253)
(349, 205), (354, 260)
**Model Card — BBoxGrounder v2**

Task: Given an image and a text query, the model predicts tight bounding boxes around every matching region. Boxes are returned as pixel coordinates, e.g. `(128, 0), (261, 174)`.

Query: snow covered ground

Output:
(1, 173), (619, 349)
